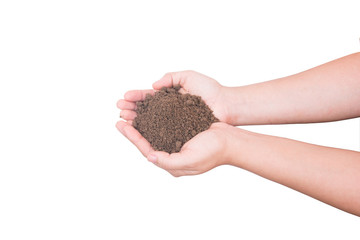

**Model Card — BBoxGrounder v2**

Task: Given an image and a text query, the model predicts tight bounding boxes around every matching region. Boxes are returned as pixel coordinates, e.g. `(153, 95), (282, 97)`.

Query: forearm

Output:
(224, 53), (360, 125)
(227, 127), (360, 216)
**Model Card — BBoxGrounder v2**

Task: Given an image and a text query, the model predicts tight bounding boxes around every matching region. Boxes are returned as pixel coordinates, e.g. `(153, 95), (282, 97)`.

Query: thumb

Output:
(147, 151), (185, 170)
(152, 72), (185, 90)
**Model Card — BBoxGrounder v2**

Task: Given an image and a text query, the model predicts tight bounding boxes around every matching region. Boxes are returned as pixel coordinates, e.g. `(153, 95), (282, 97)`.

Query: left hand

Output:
(116, 120), (234, 177)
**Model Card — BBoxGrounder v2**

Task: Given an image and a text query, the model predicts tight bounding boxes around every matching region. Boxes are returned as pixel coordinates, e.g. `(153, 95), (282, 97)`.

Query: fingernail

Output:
(147, 154), (157, 163)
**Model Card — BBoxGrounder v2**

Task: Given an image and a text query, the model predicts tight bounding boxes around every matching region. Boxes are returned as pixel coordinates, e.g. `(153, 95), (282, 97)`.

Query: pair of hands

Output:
(116, 71), (235, 177)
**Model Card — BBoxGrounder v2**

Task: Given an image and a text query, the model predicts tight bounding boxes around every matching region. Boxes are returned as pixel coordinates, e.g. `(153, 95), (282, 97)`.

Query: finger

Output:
(167, 169), (196, 177)
(147, 150), (191, 171)
(167, 170), (182, 177)
(117, 99), (136, 110)
(120, 110), (137, 121)
(148, 151), (199, 177)
(116, 120), (152, 157)
(152, 72), (188, 90)
(124, 89), (155, 102)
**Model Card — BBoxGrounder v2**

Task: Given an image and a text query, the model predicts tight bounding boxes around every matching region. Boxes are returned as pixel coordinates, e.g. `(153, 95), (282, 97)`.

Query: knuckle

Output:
(184, 70), (195, 74)
(170, 171), (180, 178)
(164, 72), (174, 78)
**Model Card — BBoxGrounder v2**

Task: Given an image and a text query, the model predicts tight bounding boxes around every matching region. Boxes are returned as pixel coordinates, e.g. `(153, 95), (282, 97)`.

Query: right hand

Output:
(117, 71), (231, 124)
(152, 71), (230, 123)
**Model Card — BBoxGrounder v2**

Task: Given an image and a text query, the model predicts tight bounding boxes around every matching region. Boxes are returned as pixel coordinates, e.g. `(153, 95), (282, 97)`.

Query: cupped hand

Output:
(152, 71), (229, 122)
(117, 88), (155, 124)
(116, 71), (234, 176)
(117, 71), (230, 124)
(116, 120), (234, 177)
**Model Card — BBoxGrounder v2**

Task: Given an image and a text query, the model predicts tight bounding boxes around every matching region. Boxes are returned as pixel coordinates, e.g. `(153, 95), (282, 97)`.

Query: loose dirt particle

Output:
(133, 87), (218, 154)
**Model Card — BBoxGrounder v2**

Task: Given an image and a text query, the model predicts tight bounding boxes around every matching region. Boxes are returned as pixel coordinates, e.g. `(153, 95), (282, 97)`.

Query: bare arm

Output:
(226, 127), (360, 216)
(224, 52), (360, 125)
(116, 119), (360, 216)
(117, 53), (360, 216)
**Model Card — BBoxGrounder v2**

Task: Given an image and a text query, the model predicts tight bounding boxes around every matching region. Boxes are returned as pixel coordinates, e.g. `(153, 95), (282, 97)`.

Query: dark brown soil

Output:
(133, 87), (218, 154)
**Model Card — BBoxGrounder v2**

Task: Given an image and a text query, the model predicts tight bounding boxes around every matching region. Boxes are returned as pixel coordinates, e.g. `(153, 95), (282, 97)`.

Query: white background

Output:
(0, 0), (359, 239)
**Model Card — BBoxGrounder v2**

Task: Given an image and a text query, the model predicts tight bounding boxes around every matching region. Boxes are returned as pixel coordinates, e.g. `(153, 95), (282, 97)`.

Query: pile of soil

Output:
(133, 87), (218, 153)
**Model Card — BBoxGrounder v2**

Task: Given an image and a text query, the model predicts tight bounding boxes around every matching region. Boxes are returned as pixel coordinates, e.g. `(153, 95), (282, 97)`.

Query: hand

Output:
(116, 120), (234, 177)
(116, 71), (234, 176)
(152, 71), (229, 123)
(117, 71), (230, 124)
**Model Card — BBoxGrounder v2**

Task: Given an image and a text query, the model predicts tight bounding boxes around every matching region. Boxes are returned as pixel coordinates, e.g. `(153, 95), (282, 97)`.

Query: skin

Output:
(116, 53), (360, 216)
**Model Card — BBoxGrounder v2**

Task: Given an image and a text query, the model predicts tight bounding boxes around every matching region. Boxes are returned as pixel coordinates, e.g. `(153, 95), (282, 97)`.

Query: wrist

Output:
(224, 126), (258, 168)
(221, 86), (248, 126)
(210, 123), (241, 166)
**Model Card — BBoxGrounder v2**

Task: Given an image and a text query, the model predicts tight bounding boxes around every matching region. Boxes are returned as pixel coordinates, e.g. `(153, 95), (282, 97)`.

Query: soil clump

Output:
(133, 87), (218, 153)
